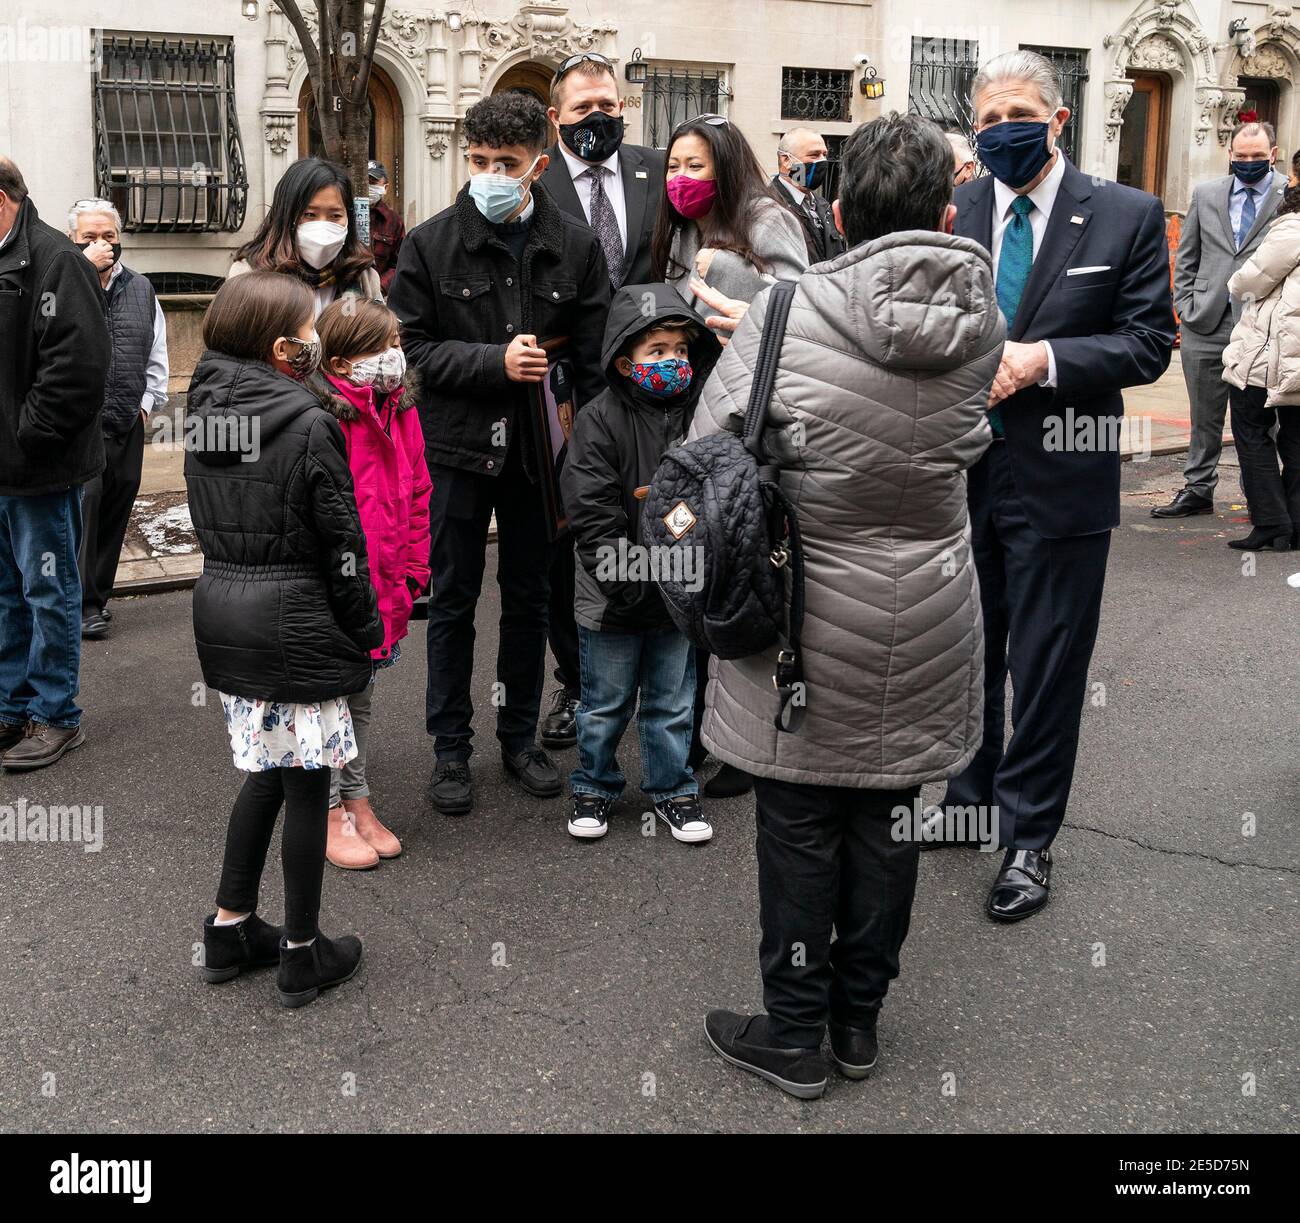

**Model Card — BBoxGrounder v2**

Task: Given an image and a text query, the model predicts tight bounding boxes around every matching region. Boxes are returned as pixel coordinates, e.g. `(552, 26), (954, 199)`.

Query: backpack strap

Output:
(765, 482), (807, 733)
(742, 278), (797, 457)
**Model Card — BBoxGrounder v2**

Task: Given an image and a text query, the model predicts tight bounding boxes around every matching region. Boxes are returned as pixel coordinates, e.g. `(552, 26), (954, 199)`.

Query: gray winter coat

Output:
(689, 230), (1003, 788)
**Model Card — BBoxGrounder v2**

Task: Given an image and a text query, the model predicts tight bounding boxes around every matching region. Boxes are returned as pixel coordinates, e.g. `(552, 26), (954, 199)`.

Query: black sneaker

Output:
(427, 760), (473, 815)
(540, 687), (578, 750)
(654, 793), (713, 843)
(502, 745), (562, 798)
(198, 912), (283, 983)
(277, 931), (363, 1008)
(828, 1018), (879, 1080)
(81, 611), (109, 639)
(567, 792), (612, 840)
(704, 1010), (828, 1100)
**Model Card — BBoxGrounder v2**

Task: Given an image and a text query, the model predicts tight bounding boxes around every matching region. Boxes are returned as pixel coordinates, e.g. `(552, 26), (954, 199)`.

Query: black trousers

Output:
(425, 444), (553, 762)
(1229, 384), (1300, 532)
(754, 776), (921, 1049)
(548, 538), (580, 694)
(77, 416), (145, 614)
(943, 442), (1111, 851)
(215, 767), (331, 942)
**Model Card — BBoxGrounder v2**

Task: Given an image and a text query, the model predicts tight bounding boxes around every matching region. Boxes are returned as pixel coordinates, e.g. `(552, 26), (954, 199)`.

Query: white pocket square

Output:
(1066, 265), (1112, 276)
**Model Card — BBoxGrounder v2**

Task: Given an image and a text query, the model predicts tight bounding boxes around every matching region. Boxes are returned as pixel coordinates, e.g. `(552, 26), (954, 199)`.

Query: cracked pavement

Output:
(0, 454), (1295, 1133)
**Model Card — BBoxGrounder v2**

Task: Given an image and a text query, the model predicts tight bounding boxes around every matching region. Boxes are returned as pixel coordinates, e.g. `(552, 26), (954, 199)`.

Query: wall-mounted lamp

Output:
(625, 46), (647, 85)
(1228, 18), (1255, 55)
(860, 66), (885, 100)
(447, 10), (463, 33)
(241, 0), (260, 19)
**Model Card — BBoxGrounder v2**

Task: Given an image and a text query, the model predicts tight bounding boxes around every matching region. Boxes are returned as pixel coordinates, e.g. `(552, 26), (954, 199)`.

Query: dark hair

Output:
(550, 58), (618, 110)
(650, 117), (780, 282)
(202, 271), (315, 363)
(318, 297), (398, 363)
(0, 156), (28, 203)
(837, 113), (953, 247)
(619, 317), (700, 359)
(463, 92), (550, 154)
(1279, 149), (1300, 217)
(233, 157), (375, 287)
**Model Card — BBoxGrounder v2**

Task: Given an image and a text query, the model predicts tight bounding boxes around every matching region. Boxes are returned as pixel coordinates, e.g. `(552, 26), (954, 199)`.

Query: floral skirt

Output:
(218, 693), (357, 772)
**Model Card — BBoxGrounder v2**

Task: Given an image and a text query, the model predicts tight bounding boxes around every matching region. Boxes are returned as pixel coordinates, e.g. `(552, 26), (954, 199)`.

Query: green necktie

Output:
(991, 194), (1035, 436)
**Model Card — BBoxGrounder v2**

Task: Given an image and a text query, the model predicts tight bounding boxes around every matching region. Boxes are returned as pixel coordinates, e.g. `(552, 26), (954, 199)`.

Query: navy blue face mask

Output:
(976, 120), (1053, 189)
(1230, 159), (1273, 186)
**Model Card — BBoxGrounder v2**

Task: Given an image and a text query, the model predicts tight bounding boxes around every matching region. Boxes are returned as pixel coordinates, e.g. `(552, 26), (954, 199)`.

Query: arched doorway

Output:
(298, 63), (404, 217)
(492, 60), (557, 106)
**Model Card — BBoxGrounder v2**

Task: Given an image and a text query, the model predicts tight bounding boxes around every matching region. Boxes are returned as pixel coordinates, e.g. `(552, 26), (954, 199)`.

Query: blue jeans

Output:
(571, 625), (698, 804)
(0, 489), (84, 729)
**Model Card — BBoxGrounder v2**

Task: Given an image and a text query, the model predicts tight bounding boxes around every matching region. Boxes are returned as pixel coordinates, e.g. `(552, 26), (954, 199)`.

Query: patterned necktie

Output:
(990, 194), (1036, 436)
(585, 166), (625, 289)
(1237, 185), (1257, 249)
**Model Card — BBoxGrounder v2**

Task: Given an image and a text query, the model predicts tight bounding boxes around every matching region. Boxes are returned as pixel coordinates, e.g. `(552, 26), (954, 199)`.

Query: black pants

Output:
(754, 776), (921, 1049)
(944, 442), (1111, 851)
(215, 767), (331, 942)
(425, 444), (553, 762)
(77, 416), (144, 614)
(1229, 385), (1300, 532)
(548, 538), (580, 694)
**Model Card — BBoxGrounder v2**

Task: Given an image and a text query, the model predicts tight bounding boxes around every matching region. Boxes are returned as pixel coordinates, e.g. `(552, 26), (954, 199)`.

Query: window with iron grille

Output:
(93, 33), (248, 234)
(1020, 45), (1089, 164)
(781, 68), (852, 124)
(908, 38), (980, 145)
(644, 66), (726, 150)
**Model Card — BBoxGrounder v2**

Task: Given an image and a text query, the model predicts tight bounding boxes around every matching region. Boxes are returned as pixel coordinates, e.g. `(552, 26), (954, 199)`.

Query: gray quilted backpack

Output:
(641, 279), (807, 732)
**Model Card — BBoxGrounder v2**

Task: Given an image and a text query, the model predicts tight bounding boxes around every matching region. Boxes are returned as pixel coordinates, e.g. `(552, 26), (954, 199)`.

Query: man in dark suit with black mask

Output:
(921, 51), (1175, 923)
(539, 52), (666, 750)
(772, 127), (846, 265)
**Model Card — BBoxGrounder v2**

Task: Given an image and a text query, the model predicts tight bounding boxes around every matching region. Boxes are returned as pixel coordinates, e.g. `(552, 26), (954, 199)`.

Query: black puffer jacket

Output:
(185, 352), (383, 702)
(561, 283), (721, 632)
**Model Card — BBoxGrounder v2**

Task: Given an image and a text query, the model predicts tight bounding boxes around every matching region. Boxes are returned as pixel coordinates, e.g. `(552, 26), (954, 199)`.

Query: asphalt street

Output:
(1, 454), (1295, 1133)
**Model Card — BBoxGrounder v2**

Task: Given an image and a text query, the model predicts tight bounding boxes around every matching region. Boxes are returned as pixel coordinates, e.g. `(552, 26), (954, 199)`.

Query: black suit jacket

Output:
(541, 142), (665, 287)
(769, 175), (846, 264)
(955, 158), (1175, 538)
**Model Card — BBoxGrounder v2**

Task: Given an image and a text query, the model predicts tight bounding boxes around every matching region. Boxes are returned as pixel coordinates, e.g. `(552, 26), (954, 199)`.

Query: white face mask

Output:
(367, 184), (385, 205)
(296, 219), (348, 270)
(346, 346), (406, 394)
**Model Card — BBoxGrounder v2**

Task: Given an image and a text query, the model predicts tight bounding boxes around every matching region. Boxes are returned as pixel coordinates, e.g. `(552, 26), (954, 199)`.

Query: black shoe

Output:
(199, 912), (283, 983)
(81, 611), (109, 639)
(1151, 489), (1214, 518)
(277, 930), (363, 1008)
(704, 1010), (828, 1100)
(540, 687), (578, 750)
(829, 1018), (879, 1080)
(427, 760), (473, 815)
(1227, 527), (1292, 552)
(703, 762), (753, 798)
(0, 722), (23, 753)
(567, 792), (612, 840)
(502, 745), (562, 798)
(917, 802), (993, 851)
(654, 793), (713, 843)
(987, 848), (1052, 922)
(101, 607), (113, 622)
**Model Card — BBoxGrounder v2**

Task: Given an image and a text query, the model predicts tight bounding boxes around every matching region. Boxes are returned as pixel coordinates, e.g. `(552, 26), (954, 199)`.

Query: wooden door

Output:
(1117, 73), (1169, 200)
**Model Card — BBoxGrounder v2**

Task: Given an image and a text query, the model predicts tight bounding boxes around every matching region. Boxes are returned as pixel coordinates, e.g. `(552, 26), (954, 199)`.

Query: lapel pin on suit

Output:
(1070, 215), (1084, 225)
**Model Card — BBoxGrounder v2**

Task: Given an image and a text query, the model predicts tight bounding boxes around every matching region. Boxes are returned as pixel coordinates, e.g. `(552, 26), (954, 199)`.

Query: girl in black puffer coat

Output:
(185, 271), (384, 1008)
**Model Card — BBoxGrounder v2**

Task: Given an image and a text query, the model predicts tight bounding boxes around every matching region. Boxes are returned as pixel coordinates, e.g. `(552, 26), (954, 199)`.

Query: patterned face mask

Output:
(282, 334), (321, 380)
(629, 357), (693, 398)
(346, 346), (406, 394)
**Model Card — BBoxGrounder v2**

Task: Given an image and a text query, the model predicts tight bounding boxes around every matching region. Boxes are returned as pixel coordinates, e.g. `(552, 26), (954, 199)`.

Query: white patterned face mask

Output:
(346, 346), (406, 393)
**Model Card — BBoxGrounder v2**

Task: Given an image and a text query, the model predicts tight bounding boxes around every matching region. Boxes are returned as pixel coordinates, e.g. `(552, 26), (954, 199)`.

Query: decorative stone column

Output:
(258, 5), (300, 224)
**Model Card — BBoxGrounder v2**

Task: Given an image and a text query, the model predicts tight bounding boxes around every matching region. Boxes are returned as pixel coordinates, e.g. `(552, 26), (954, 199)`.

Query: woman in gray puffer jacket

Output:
(693, 114), (1001, 1102)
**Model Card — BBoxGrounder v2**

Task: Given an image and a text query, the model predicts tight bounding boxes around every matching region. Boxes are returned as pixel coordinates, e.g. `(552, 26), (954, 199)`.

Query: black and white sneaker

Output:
(654, 794), (713, 843)
(567, 793), (612, 840)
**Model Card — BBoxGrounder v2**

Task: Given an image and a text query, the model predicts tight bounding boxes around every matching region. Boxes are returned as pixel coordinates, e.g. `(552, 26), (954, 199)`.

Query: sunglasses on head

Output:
(671, 114), (729, 139)
(553, 52), (614, 84)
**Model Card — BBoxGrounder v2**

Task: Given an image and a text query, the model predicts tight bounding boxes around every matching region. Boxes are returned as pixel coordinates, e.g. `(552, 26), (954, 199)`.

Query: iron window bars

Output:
(645, 67), (725, 149)
(781, 67), (853, 124)
(908, 37), (981, 146)
(1019, 45), (1089, 165)
(94, 34), (248, 233)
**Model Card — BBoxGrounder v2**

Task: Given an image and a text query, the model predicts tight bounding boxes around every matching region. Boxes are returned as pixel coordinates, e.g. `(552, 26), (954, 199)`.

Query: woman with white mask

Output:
(229, 157), (384, 317)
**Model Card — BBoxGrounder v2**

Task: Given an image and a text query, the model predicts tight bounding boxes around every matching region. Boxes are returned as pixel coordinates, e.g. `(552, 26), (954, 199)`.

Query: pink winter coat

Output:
(318, 369), (432, 660)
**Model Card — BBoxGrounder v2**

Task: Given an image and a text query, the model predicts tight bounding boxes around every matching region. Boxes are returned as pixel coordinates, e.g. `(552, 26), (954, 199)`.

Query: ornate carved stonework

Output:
(1104, 0), (1217, 87)
(1193, 87), (1224, 146)
(1266, 4), (1295, 38)
(278, 4), (441, 76)
(1128, 33), (1184, 72)
(473, 3), (616, 66)
(1240, 43), (1291, 78)
(1217, 87), (1248, 145)
(264, 113), (295, 154)
(1104, 79), (1134, 143)
(423, 118), (455, 160)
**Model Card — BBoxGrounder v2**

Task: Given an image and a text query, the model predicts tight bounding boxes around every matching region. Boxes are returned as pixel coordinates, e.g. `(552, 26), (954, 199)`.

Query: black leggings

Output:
(215, 767), (331, 942)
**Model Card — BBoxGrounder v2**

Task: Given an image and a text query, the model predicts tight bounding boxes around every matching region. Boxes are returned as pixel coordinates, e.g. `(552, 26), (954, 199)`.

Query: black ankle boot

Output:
(277, 931), (363, 1008)
(1227, 527), (1292, 552)
(199, 912), (283, 983)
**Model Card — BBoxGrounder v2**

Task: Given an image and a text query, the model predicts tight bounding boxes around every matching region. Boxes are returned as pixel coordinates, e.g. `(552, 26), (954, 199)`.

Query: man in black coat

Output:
(537, 52), (667, 749)
(0, 158), (111, 772)
(772, 127), (846, 265)
(388, 92), (611, 816)
(924, 52), (1175, 922)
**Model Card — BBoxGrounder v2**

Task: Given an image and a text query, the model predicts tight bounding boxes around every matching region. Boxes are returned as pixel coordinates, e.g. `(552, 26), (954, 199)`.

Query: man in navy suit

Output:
(922, 50), (1175, 921)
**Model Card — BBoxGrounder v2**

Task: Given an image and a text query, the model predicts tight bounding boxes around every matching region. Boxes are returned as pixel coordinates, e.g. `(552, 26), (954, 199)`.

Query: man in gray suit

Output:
(1155, 121), (1288, 517)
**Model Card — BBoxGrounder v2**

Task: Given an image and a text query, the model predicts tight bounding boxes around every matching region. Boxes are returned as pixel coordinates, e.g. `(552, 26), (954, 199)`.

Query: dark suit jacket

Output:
(542, 142), (665, 287)
(955, 157), (1175, 538)
(770, 174), (846, 264)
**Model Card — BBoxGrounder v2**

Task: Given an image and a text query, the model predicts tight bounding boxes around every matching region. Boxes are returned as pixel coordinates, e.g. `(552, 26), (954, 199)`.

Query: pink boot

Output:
(344, 796), (402, 859)
(326, 805), (379, 870)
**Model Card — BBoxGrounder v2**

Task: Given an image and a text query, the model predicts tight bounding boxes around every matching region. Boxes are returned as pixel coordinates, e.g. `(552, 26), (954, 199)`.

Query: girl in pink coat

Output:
(314, 298), (432, 869)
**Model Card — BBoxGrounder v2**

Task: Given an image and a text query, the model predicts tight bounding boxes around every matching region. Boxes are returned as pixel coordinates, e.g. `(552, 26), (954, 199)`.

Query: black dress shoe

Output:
(704, 1010), (828, 1100)
(502, 745), (562, 798)
(828, 1019), (878, 1080)
(1227, 527), (1292, 551)
(704, 762), (753, 798)
(427, 760), (473, 815)
(1151, 489), (1214, 518)
(81, 611), (109, 639)
(539, 687), (578, 750)
(987, 848), (1052, 922)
